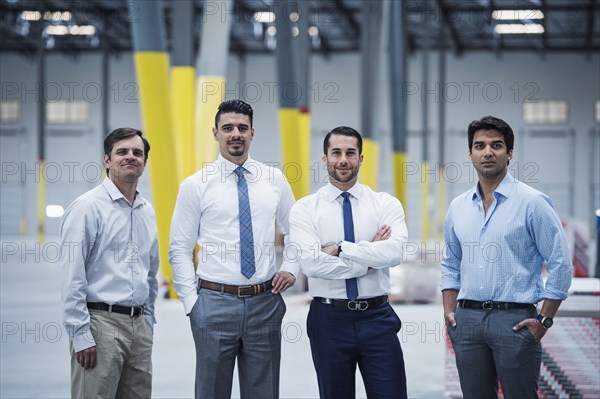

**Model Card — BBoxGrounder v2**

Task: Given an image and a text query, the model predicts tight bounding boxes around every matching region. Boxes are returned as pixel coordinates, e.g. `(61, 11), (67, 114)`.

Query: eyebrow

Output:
(221, 123), (250, 128)
(473, 140), (504, 145)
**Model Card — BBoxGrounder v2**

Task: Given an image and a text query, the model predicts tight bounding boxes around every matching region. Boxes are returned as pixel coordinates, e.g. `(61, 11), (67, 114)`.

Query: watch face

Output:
(543, 318), (554, 328)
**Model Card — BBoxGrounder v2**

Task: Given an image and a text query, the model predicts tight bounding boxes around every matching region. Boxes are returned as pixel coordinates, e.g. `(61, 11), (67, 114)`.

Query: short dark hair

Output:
(215, 99), (254, 128)
(103, 127), (150, 175)
(467, 116), (514, 153)
(323, 126), (363, 155)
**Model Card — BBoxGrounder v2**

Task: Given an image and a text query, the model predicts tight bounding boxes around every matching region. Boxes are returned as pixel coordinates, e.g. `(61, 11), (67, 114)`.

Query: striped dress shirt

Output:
(440, 172), (573, 304)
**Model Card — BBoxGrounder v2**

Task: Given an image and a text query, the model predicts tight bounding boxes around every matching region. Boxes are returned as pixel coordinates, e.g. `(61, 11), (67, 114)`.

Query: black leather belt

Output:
(199, 278), (273, 297)
(313, 295), (389, 311)
(459, 300), (535, 311)
(87, 302), (145, 317)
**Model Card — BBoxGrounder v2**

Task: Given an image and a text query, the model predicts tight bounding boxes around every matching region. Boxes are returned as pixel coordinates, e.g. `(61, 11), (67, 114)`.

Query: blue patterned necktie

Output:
(235, 167), (256, 278)
(341, 192), (358, 300)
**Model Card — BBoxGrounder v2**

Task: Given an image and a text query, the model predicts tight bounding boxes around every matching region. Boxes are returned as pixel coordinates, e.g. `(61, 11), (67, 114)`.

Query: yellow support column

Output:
(297, 109), (311, 199)
(195, 75), (225, 169)
(133, 52), (179, 299)
(361, 138), (380, 190)
(171, 67), (196, 179)
(393, 151), (408, 210)
(280, 108), (305, 200)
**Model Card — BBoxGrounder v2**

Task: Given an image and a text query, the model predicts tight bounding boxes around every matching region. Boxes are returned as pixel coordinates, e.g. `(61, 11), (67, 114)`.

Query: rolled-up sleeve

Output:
(528, 195), (572, 300)
(440, 207), (462, 292)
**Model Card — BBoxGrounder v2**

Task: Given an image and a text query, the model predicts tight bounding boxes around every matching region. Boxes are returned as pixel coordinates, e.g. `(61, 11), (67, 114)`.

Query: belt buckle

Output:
(482, 301), (494, 311)
(238, 286), (252, 298)
(131, 306), (143, 317)
(347, 300), (369, 311)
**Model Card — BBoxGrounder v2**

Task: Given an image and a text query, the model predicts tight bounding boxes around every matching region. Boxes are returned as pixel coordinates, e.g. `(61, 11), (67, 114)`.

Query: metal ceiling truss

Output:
(0, 0), (598, 57)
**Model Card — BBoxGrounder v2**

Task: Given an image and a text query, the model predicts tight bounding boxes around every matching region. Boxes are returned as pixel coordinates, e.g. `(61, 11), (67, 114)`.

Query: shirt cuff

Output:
(72, 326), (96, 352)
(183, 293), (199, 315)
(279, 262), (299, 278)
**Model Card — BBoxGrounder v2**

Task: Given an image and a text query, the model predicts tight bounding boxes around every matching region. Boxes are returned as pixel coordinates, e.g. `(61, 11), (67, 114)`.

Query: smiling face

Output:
(323, 133), (363, 190)
(469, 129), (512, 180)
(213, 112), (254, 165)
(103, 135), (146, 184)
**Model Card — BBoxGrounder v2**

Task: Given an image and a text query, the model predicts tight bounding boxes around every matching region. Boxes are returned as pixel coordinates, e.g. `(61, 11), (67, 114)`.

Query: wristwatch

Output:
(536, 314), (554, 329)
(337, 241), (342, 256)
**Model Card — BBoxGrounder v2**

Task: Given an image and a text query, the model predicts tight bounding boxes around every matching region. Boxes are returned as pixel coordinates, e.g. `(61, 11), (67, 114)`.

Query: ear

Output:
(321, 154), (327, 166)
(507, 149), (513, 161)
(250, 128), (255, 140)
(468, 150), (472, 161)
(103, 154), (111, 169)
(212, 127), (218, 141)
(358, 153), (364, 165)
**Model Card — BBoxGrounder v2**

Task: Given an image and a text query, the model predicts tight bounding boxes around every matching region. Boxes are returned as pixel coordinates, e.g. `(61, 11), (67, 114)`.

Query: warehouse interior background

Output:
(0, 0), (599, 398)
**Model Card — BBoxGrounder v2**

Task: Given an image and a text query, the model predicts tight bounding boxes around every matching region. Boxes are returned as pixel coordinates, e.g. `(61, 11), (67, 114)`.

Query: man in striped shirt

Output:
(440, 115), (573, 399)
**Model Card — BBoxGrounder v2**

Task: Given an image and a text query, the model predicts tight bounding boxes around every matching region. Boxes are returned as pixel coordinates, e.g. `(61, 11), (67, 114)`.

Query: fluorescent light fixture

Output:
(291, 26), (299, 37)
(494, 24), (544, 34)
(21, 11), (41, 21)
(45, 25), (68, 35)
(308, 26), (319, 37)
(46, 205), (64, 218)
(492, 9), (544, 20)
(289, 12), (300, 23)
(253, 11), (275, 23)
(266, 26), (277, 36)
(45, 25), (96, 36)
(22, 10), (73, 21)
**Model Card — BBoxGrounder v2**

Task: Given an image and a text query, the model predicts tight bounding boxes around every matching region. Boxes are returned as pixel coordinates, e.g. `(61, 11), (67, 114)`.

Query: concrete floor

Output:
(0, 238), (445, 399)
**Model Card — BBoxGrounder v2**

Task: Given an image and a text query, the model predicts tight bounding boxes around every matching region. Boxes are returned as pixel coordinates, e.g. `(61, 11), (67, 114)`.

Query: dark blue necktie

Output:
(341, 192), (358, 300)
(235, 167), (256, 278)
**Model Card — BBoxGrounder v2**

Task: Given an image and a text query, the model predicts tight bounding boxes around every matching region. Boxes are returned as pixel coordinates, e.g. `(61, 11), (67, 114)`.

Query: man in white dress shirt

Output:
(61, 127), (159, 398)
(289, 126), (408, 399)
(169, 99), (297, 398)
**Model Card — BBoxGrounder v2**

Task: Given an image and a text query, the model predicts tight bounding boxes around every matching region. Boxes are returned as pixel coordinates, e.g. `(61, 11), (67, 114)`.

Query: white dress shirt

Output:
(169, 155), (297, 314)
(61, 177), (159, 352)
(289, 182), (408, 299)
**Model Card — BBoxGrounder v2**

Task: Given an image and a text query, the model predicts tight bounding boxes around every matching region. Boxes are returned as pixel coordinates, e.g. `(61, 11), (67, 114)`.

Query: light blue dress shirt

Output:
(440, 172), (572, 304)
(61, 177), (159, 352)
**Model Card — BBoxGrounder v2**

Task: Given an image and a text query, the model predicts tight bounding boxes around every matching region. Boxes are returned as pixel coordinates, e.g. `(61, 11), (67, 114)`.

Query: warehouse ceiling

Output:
(0, 0), (599, 58)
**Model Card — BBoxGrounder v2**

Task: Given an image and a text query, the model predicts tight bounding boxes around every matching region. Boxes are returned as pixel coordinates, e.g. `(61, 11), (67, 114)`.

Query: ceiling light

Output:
(21, 11), (41, 21)
(266, 26), (277, 36)
(46, 205), (64, 218)
(291, 26), (299, 37)
(45, 25), (68, 35)
(492, 10), (544, 20)
(289, 12), (300, 22)
(253, 11), (275, 23)
(494, 24), (544, 34)
(308, 26), (319, 37)
(45, 25), (96, 36)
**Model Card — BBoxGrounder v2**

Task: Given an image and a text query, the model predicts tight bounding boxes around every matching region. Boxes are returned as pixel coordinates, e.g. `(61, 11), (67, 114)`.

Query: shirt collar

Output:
(471, 172), (516, 202)
(102, 177), (145, 208)
(324, 181), (363, 202)
(217, 154), (257, 177)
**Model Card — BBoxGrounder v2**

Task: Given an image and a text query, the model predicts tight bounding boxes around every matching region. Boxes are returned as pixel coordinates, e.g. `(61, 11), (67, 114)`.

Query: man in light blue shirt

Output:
(61, 127), (159, 398)
(440, 116), (573, 399)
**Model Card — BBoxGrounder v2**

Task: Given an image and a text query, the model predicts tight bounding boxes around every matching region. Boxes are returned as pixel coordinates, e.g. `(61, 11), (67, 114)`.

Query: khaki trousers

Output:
(70, 309), (153, 399)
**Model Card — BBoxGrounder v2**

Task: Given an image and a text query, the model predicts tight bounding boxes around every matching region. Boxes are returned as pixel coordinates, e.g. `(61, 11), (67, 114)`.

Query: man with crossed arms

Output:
(289, 126), (408, 399)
